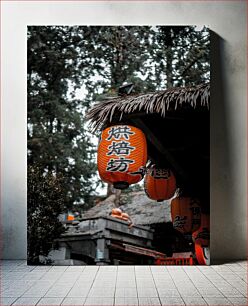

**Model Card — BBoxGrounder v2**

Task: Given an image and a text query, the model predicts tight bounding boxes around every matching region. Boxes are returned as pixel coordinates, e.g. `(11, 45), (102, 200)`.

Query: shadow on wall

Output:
(210, 31), (245, 263)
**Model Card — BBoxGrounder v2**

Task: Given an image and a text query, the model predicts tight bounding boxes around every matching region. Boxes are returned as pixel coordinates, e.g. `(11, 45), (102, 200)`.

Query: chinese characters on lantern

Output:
(190, 199), (201, 226)
(106, 126), (136, 173)
(107, 141), (135, 156)
(150, 168), (171, 179)
(173, 215), (187, 229)
(107, 126), (135, 140)
(106, 157), (134, 172)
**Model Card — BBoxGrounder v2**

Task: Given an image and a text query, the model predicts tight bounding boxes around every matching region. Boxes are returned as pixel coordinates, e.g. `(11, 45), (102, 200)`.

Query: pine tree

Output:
(27, 164), (66, 264)
(28, 26), (98, 207)
(152, 26), (210, 89)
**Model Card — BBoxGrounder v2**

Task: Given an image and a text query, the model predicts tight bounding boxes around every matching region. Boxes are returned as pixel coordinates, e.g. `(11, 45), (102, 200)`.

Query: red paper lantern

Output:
(97, 125), (147, 189)
(144, 166), (176, 201)
(171, 196), (201, 234)
(195, 243), (210, 265)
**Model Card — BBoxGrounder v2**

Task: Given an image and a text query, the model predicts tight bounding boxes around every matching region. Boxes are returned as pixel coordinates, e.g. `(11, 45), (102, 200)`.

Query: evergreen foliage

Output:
(28, 26), (98, 207)
(27, 164), (66, 264)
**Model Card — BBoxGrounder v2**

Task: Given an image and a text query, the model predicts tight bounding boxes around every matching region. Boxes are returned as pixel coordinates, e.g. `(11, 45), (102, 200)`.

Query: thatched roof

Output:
(82, 191), (172, 226)
(86, 83), (210, 132)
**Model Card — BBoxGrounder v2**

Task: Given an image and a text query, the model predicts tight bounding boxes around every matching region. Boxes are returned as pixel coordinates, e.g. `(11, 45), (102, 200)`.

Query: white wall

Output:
(1, 1), (246, 261)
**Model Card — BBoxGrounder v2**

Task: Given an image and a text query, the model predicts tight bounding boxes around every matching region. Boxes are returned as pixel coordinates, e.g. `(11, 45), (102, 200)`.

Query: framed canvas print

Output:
(27, 26), (210, 266)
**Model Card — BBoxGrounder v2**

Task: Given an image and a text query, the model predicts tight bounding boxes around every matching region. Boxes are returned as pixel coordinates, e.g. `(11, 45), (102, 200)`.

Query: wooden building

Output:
(51, 83), (210, 265)
(87, 83), (210, 264)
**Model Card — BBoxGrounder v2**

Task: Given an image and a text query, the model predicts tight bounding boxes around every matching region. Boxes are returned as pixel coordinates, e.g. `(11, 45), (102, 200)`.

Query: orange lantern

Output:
(193, 214), (210, 265)
(171, 196), (201, 234)
(97, 125), (147, 189)
(192, 214), (210, 246)
(195, 244), (210, 265)
(144, 166), (176, 201)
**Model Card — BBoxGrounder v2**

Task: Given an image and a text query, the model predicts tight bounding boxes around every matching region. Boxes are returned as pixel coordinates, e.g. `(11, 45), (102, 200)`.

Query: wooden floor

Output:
(1, 260), (247, 305)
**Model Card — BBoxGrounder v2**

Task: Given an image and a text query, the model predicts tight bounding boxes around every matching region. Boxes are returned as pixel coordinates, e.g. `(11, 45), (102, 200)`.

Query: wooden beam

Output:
(131, 118), (190, 183)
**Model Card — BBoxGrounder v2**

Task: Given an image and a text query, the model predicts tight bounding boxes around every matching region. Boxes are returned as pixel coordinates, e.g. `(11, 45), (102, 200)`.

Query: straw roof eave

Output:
(86, 83), (210, 133)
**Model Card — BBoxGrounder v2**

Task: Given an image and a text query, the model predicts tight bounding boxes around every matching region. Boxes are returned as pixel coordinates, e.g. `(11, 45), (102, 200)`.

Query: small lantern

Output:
(195, 244), (210, 265)
(144, 166), (176, 201)
(171, 196), (201, 234)
(97, 125), (147, 189)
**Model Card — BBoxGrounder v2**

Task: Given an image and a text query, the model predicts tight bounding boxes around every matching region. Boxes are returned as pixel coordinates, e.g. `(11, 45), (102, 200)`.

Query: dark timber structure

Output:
(56, 217), (155, 265)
